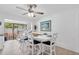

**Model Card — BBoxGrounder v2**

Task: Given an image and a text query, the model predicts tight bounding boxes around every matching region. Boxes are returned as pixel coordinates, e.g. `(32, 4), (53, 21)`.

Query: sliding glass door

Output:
(4, 22), (27, 41)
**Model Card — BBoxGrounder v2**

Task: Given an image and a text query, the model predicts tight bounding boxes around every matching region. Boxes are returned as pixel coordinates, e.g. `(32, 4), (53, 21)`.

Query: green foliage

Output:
(4, 22), (27, 29)
(5, 22), (13, 28)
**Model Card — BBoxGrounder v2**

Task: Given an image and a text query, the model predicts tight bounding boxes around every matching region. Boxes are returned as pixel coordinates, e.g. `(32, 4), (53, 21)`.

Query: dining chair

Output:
(19, 30), (41, 55)
(33, 39), (42, 55)
(42, 33), (58, 55)
(17, 30), (33, 55)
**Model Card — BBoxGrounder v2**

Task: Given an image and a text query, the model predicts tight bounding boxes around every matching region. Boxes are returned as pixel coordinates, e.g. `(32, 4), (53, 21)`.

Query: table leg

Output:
(41, 42), (42, 55)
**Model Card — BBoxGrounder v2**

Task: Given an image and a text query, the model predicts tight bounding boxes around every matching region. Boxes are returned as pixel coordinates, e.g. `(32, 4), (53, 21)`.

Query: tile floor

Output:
(0, 40), (79, 55)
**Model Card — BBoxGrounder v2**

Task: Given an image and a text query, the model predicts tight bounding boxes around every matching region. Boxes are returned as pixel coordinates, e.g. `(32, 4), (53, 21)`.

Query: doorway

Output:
(4, 22), (27, 41)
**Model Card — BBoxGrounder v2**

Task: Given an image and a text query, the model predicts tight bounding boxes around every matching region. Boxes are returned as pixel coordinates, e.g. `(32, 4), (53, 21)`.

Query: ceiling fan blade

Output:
(22, 13), (28, 15)
(35, 12), (44, 15)
(16, 6), (27, 11)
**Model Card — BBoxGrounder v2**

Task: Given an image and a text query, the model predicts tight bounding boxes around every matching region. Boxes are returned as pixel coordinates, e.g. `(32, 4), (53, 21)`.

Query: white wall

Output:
(35, 9), (79, 53)
(75, 9), (79, 53)
(53, 10), (78, 52)
(35, 16), (53, 34)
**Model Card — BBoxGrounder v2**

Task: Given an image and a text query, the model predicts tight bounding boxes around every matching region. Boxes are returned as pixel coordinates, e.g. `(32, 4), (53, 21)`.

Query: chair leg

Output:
(53, 45), (56, 55)
(50, 46), (52, 55)
(32, 43), (33, 55)
(50, 45), (56, 55)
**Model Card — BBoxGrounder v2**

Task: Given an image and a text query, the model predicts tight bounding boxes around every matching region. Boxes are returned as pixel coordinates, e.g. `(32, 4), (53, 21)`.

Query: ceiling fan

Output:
(16, 4), (44, 17)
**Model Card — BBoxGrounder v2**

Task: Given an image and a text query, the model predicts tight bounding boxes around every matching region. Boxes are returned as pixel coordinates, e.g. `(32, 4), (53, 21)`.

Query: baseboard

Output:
(56, 42), (79, 53)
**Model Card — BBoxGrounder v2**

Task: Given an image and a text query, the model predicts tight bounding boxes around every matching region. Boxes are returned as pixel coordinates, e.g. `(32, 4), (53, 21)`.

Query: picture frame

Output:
(40, 20), (51, 31)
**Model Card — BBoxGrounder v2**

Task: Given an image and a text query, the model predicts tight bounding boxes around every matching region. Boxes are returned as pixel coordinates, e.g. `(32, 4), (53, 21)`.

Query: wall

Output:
(53, 10), (78, 53)
(35, 9), (79, 53)
(35, 16), (53, 34)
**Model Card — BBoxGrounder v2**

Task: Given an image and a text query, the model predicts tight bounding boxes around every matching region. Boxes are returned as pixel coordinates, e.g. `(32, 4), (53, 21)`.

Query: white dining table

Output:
(33, 35), (52, 42)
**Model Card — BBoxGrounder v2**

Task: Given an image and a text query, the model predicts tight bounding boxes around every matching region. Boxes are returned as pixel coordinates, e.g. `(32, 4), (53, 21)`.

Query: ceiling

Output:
(0, 4), (79, 21)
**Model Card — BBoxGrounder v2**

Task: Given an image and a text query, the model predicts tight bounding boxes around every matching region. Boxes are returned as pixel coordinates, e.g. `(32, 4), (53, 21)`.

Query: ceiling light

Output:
(28, 13), (34, 17)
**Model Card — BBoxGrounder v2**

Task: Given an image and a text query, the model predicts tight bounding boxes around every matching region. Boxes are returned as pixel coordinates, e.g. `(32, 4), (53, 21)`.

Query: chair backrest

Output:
(16, 30), (32, 40)
(53, 33), (58, 40)
(49, 33), (58, 44)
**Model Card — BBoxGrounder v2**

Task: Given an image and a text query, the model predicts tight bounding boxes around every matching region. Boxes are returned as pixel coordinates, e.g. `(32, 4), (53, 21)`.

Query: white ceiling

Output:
(0, 4), (79, 21)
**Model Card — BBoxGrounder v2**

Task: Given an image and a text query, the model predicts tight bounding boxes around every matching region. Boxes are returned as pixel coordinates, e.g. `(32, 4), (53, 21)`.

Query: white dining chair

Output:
(17, 30), (33, 55)
(33, 39), (41, 55)
(42, 33), (58, 55)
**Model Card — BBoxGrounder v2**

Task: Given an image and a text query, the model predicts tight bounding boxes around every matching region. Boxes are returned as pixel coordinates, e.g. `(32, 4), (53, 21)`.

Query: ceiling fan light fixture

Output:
(16, 4), (44, 17)
(28, 12), (34, 17)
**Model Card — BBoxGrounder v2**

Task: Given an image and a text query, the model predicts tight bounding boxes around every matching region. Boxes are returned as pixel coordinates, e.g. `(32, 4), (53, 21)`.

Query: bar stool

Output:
(33, 39), (41, 55)
(42, 33), (58, 55)
(17, 30), (33, 55)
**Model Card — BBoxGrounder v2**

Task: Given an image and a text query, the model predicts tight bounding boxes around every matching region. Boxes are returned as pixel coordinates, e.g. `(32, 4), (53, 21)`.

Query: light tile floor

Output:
(0, 40), (79, 55)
